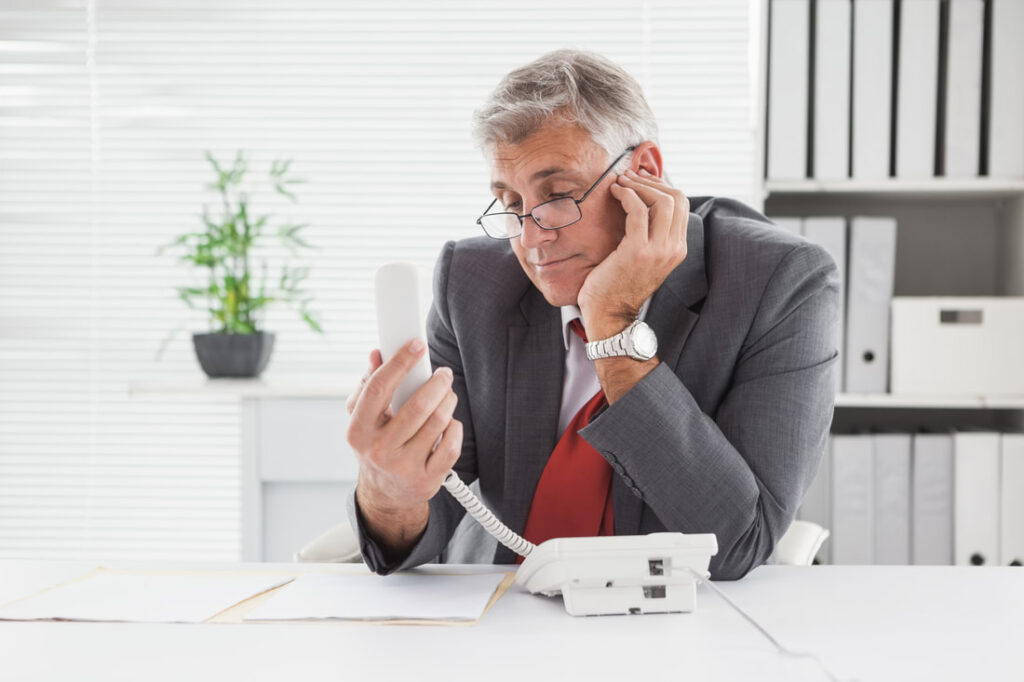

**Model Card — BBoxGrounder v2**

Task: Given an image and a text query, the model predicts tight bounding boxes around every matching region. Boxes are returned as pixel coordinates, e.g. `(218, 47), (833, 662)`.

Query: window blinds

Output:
(0, 0), (758, 559)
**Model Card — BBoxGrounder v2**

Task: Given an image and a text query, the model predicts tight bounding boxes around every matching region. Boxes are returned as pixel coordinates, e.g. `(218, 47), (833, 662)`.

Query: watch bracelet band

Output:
(598, 334), (627, 358)
(585, 321), (634, 360)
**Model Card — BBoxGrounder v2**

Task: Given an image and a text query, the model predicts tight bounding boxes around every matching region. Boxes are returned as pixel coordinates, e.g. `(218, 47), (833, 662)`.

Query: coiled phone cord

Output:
(442, 471), (536, 558)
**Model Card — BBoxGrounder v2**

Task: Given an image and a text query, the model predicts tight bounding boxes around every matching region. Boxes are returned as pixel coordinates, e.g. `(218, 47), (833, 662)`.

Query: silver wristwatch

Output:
(585, 319), (658, 361)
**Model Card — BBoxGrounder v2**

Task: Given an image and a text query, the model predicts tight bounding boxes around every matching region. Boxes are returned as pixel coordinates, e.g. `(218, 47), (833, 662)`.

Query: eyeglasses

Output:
(476, 146), (637, 240)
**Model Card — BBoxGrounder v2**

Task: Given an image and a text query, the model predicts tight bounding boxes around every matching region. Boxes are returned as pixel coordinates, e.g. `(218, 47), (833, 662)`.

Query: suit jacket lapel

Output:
(494, 286), (563, 564)
(646, 209), (708, 369)
(612, 209), (709, 536)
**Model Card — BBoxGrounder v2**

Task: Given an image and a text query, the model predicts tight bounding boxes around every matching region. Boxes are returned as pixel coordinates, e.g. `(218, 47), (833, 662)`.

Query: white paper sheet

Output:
(243, 572), (506, 622)
(0, 571), (294, 623)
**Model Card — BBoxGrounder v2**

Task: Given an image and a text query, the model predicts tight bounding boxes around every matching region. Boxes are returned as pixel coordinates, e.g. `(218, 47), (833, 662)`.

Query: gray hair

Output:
(472, 49), (659, 170)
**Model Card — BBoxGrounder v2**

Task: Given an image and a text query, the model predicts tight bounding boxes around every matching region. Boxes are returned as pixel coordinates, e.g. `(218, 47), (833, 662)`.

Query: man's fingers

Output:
(354, 335), (425, 417)
(619, 169), (671, 204)
(350, 338), (427, 433)
(636, 167), (688, 203)
(617, 171), (676, 244)
(608, 182), (650, 246)
(425, 418), (463, 479)
(346, 349), (386, 415)
(671, 197), (690, 252)
(402, 390), (457, 456)
(379, 366), (454, 452)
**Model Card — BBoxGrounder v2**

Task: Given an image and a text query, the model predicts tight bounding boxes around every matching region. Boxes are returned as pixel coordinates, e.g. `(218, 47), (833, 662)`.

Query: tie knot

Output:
(569, 318), (588, 343)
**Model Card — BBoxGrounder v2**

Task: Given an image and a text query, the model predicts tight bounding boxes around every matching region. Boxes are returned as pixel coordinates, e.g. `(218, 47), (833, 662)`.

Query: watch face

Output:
(632, 323), (658, 359)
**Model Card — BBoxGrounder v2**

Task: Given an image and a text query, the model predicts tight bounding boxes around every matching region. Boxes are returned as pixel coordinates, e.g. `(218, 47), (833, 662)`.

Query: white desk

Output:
(0, 560), (1021, 682)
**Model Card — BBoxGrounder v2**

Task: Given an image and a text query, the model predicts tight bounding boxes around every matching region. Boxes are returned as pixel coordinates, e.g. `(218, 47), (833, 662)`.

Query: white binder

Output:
(953, 431), (1001, 566)
(813, 0), (851, 179)
(851, 0), (893, 179)
(895, 0), (940, 179)
(943, 0), (984, 177)
(798, 436), (832, 564)
(912, 432), (954, 565)
(767, 0), (810, 180)
(873, 433), (911, 565)
(1000, 434), (1024, 566)
(988, 0), (1024, 177)
(844, 217), (897, 393)
(770, 216), (803, 235)
(832, 434), (874, 564)
(802, 217), (847, 394)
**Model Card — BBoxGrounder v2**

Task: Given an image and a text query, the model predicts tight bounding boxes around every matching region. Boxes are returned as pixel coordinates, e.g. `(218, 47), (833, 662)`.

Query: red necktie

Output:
(518, 319), (614, 563)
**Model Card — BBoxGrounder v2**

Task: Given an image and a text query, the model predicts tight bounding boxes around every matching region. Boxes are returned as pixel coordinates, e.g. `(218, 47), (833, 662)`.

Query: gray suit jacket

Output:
(349, 196), (840, 580)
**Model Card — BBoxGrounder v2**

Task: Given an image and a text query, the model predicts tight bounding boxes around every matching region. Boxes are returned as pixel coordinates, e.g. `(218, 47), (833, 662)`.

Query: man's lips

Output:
(531, 255), (575, 270)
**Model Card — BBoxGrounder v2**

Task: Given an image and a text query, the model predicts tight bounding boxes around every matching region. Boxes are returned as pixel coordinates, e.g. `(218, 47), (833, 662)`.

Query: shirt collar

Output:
(560, 297), (652, 350)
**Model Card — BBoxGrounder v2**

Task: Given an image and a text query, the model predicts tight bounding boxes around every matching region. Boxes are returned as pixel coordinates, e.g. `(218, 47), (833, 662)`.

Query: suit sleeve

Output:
(348, 240), (477, 575)
(579, 241), (841, 580)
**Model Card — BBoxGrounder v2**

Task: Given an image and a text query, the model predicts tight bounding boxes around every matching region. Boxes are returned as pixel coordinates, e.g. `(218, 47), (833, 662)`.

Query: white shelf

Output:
(764, 177), (1024, 199)
(835, 393), (1024, 409)
(129, 375), (360, 399)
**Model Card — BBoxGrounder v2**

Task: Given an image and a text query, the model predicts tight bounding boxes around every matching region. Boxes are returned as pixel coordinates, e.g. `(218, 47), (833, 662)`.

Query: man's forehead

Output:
(488, 146), (594, 192)
(489, 165), (586, 191)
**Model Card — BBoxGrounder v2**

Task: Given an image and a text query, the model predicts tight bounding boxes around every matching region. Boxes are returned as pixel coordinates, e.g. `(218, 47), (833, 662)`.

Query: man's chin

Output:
(523, 266), (583, 308)
(536, 283), (580, 308)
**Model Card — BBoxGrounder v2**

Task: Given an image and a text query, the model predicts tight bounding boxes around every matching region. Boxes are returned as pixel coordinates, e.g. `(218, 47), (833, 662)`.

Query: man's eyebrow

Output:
(490, 167), (585, 192)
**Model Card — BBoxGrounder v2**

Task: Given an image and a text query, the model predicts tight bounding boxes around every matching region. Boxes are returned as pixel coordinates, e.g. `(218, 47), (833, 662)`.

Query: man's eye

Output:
(505, 201), (521, 211)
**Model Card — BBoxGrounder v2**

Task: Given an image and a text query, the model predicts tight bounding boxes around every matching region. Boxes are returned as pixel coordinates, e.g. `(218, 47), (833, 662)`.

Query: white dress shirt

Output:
(557, 298), (652, 436)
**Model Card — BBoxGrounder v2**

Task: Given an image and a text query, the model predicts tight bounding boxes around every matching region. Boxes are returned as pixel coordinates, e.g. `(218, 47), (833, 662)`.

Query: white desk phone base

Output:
(514, 533), (718, 616)
(376, 262), (719, 617)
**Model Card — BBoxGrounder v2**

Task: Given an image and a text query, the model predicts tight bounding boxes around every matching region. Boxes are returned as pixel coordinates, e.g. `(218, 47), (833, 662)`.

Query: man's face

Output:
(490, 123), (628, 308)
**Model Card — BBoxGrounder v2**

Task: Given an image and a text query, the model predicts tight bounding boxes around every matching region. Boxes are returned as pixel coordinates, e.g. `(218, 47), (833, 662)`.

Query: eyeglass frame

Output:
(475, 145), (638, 240)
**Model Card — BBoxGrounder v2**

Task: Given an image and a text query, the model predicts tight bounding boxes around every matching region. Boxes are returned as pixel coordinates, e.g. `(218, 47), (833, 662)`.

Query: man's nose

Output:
(518, 213), (557, 250)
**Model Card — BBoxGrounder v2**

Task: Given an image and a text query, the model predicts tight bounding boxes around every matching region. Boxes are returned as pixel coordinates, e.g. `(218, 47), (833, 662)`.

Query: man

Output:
(345, 50), (839, 580)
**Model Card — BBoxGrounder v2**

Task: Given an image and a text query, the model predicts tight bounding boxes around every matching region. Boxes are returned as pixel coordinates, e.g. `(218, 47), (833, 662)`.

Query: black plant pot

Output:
(192, 332), (275, 378)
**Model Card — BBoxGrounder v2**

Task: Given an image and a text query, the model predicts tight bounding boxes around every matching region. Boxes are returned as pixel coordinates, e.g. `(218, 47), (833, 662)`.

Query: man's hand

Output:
(345, 339), (463, 558)
(577, 168), (690, 340)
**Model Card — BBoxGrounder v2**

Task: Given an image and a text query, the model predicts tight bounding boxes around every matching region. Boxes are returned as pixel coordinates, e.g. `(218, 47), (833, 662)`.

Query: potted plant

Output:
(157, 151), (324, 378)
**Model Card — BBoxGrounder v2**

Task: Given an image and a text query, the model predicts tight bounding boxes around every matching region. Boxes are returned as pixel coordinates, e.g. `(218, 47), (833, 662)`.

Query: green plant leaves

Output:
(158, 150), (325, 342)
(301, 311), (324, 334)
(176, 283), (218, 309)
(205, 149), (247, 193)
(270, 157), (305, 202)
(278, 222), (312, 255)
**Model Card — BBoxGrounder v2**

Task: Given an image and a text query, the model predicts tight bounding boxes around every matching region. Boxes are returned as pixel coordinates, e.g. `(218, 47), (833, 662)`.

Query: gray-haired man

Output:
(345, 50), (839, 579)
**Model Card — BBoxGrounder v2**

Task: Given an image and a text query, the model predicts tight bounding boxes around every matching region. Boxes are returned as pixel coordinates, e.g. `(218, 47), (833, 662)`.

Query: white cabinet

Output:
(243, 395), (360, 561)
(242, 397), (358, 562)
(132, 378), (359, 562)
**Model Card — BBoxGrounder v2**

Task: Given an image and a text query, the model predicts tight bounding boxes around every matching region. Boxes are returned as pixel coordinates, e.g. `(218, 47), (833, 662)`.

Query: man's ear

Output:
(629, 142), (663, 178)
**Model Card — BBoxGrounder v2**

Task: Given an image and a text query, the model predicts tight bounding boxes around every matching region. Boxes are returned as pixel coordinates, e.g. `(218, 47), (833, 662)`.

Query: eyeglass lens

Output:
(480, 197), (581, 238)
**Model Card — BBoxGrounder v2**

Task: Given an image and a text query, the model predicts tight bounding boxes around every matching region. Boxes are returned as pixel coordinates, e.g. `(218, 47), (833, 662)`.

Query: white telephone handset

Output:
(374, 262), (718, 616)
(375, 263), (433, 411)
